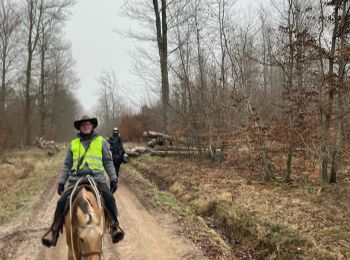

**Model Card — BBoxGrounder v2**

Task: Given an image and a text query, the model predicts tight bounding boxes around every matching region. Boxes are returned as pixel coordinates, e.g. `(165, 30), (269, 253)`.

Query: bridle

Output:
(81, 250), (103, 259)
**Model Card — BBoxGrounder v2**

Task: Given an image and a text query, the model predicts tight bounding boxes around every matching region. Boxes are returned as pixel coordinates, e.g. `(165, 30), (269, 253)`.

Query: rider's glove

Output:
(110, 179), (118, 193)
(58, 183), (65, 195)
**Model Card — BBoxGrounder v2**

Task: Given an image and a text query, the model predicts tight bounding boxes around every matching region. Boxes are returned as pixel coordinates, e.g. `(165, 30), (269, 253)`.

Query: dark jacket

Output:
(108, 134), (125, 163)
(58, 131), (117, 186)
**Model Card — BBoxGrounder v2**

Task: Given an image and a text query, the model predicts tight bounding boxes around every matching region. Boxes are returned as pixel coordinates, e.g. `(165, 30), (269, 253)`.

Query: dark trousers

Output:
(113, 160), (122, 178)
(53, 182), (118, 226)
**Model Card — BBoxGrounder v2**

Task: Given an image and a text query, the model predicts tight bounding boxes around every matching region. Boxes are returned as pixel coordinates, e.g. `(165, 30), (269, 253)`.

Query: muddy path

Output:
(0, 176), (205, 260)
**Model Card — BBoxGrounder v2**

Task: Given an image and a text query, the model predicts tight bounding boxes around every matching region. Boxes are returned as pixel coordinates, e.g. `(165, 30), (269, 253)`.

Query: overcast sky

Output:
(65, 0), (145, 113)
(64, 0), (264, 114)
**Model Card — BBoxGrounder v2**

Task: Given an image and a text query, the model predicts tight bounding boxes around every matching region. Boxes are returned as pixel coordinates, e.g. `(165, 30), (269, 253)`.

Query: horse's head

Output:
(73, 187), (105, 259)
(77, 223), (104, 259)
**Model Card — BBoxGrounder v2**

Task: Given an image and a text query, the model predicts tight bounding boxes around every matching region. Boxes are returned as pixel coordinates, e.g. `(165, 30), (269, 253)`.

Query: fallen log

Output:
(151, 150), (199, 156)
(147, 137), (168, 147)
(125, 147), (150, 157)
(152, 146), (224, 152)
(152, 146), (199, 152)
(143, 131), (172, 140)
(143, 130), (195, 147)
(151, 149), (224, 157)
(34, 136), (60, 152)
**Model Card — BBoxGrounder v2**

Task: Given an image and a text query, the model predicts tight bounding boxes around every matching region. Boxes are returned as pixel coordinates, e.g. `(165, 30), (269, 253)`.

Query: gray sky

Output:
(65, 0), (143, 113)
(64, 0), (265, 114)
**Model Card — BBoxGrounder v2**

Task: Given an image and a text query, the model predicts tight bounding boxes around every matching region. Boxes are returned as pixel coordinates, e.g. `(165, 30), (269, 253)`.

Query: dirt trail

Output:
(0, 178), (205, 260)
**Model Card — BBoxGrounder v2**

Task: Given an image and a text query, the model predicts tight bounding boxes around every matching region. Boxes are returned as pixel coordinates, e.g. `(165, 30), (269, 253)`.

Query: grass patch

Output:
(126, 153), (350, 259)
(124, 165), (187, 215)
(123, 163), (233, 258)
(0, 148), (64, 223)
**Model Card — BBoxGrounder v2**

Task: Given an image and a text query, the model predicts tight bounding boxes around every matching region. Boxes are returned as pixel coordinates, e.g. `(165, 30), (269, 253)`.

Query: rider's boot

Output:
(41, 203), (65, 248)
(110, 220), (124, 243)
(42, 220), (61, 247)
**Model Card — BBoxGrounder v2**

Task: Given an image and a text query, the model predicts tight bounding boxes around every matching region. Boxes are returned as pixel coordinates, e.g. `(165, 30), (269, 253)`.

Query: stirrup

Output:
(42, 228), (59, 248)
(111, 223), (125, 244)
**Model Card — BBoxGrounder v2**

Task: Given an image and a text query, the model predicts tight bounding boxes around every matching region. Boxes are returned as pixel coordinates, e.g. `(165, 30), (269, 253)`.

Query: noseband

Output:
(81, 250), (102, 258)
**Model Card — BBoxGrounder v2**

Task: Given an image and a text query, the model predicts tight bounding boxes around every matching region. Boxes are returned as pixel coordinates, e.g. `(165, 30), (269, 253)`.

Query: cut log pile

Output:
(125, 146), (150, 157)
(125, 130), (224, 158)
(143, 131), (194, 147)
(34, 137), (60, 156)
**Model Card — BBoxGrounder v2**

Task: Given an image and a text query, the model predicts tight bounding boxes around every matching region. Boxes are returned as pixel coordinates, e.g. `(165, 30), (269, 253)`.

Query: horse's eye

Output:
(79, 237), (84, 244)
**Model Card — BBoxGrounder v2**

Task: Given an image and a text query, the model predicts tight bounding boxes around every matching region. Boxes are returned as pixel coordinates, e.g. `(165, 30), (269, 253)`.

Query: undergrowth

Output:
(0, 148), (64, 223)
(127, 153), (350, 259)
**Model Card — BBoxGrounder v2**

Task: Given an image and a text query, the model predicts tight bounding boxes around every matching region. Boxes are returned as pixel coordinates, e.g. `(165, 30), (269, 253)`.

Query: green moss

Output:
(154, 191), (182, 213)
(321, 226), (350, 241)
(125, 164), (185, 214)
(341, 247), (350, 257)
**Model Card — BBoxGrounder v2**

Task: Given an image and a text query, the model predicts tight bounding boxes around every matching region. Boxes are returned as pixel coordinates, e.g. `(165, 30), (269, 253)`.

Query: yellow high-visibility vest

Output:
(71, 136), (104, 171)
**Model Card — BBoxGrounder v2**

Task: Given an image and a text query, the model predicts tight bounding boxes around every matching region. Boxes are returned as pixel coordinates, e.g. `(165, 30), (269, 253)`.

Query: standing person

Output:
(41, 115), (125, 247)
(107, 127), (125, 178)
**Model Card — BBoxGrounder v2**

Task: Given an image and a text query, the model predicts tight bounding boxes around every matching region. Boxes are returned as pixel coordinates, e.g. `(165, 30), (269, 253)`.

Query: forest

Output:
(0, 0), (350, 259)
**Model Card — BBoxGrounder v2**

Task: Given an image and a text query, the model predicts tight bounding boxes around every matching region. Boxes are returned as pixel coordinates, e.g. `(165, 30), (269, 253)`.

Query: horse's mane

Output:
(74, 187), (101, 226)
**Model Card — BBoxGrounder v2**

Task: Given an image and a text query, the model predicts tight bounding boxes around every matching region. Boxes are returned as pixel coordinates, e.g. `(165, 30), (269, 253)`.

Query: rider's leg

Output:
(42, 187), (73, 247)
(113, 160), (121, 179)
(98, 182), (124, 243)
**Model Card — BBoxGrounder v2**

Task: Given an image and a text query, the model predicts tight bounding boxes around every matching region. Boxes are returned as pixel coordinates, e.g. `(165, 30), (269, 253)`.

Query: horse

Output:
(64, 179), (107, 260)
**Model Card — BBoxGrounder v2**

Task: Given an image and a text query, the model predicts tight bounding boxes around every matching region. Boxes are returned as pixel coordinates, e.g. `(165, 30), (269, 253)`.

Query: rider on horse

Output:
(107, 127), (126, 179)
(42, 115), (125, 247)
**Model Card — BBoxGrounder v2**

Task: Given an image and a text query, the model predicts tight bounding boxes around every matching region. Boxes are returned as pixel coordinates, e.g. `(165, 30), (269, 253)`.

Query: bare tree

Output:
(22, 0), (74, 145)
(0, 0), (20, 115)
(0, 0), (77, 146)
(320, 0), (342, 182)
(38, 1), (73, 137)
(152, 0), (170, 133)
(48, 38), (79, 140)
(121, 0), (192, 134)
(22, 0), (44, 145)
(329, 0), (350, 183)
(96, 70), (129, 135)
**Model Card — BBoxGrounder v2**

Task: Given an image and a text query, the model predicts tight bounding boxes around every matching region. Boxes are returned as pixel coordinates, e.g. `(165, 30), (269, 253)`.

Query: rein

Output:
(69, 177), (104, 260)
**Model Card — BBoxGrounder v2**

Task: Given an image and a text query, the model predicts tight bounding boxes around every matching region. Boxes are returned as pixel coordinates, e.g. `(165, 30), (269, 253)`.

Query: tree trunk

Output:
(24, 0), (42, 145)
(219, 0), (226, 92)
(0, 46), (6, 115)
(330, 0), (348, 183)
(39, 39), (46, 137)
(320, 1), (340, 182)
(24, 49), (33, 145)
(153, 0), (170, 134)
(330, 91), (343, 183)
(285, 0), (295, 182)
(286, 115), (293, 182)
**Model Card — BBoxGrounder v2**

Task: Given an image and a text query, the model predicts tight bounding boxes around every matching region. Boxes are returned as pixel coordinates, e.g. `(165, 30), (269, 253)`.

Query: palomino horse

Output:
(64, 178), (107, 260)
